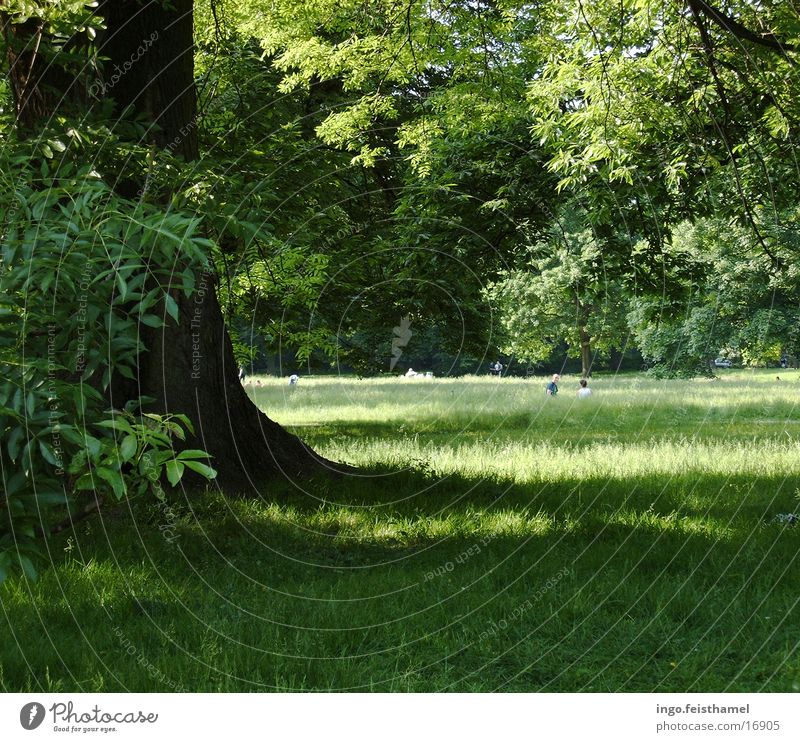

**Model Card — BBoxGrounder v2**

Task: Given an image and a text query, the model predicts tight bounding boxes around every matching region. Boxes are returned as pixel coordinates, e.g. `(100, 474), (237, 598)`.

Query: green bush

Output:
(0, 143), (216, 584)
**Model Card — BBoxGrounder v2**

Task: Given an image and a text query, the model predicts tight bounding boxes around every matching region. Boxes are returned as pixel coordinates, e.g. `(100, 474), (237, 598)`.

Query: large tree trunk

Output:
(99, 0), (199, 159)
(4, 0), (333, 491)
(131, 277), (330, 492)
(95, 0), (332, 490)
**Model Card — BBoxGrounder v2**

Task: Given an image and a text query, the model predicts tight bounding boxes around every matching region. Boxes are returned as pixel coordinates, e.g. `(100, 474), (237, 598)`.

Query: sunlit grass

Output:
(250, 369), (800, 425)
(253, 368), (800, 485)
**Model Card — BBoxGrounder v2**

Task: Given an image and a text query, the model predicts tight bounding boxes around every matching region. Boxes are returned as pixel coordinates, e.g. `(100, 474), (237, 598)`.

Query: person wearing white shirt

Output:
(577, 379), (592, 398)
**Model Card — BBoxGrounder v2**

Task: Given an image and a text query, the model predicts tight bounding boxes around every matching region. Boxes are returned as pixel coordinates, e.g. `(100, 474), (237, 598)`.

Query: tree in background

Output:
(232, 0), (562, 363)
(629, 216), (800, 374)
(527, 0), (800, 375)
(486, 209), (630, 376)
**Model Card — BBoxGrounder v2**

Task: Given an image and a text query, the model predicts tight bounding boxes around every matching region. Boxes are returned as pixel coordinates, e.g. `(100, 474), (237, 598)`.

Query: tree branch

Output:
(688, 0), (798, 59)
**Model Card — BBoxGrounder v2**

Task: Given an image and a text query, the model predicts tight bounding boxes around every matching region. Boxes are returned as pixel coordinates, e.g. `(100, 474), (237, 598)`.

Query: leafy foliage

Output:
(3, 0), (800, 585)
(0, 138), (216, 584)
(485, 213), (629, 368)
(628, 216), (800, 375)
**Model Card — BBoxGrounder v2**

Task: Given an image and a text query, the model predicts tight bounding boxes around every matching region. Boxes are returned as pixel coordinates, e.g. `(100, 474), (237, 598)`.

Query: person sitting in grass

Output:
(577, 379), (592, 398)
(546, 373), (560, 395)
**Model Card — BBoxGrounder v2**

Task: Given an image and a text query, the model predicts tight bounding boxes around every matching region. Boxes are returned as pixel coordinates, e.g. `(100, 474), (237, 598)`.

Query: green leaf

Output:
(34, 491), (69, 506)
(18, 555), (38, 581)
(75, 473), (95, 490)
(125, 396), (153, 413)
(171, 413), (195, 435)
(96, 466), (126, 500)
(96, 418), (134, 434)
(140, 314), (163, 328)
(7, 426), (23, 460)
(138, 453), (159, 480)
(116, 271), (127, 301)
(39, 440), (62, 467)
(181, 267), (196, 296)
(166, 460), (185, 486)
(176, 449), (211, 460)
(182, 460), (217, 480)
(119, 434), (138, 462)
(3, 471), (26, 496)
(83, 434), (103, 459)
(164, 293), (179, 323)
(167, 422), (185, 441)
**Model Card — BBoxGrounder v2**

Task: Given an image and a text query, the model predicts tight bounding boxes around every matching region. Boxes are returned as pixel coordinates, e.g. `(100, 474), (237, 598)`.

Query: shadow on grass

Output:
(284, 401), (800, 430)
(2, 467), (798, 694)
(36, 463), (786, 595)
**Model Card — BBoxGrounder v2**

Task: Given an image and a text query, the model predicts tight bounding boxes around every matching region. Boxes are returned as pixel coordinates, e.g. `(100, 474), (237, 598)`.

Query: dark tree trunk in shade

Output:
(98, 0), (199, 161)
(2, 11), (85, 127)
(94, 0), (332, 491)
(0, 0), (332, 491)
(123, 278), (331, 492)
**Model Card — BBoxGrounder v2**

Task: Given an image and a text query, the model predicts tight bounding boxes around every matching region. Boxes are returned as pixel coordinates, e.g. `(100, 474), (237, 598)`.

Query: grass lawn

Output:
(2, 370), (799, 691)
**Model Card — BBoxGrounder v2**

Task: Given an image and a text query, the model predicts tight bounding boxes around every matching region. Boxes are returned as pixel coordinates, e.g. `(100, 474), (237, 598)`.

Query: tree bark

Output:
(128, 277), (331, 492)
(4, 0), (334, 491)
(95, 0), (333, 491)
(2, 9), (85, 127)
(98, 0), (199, 161)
